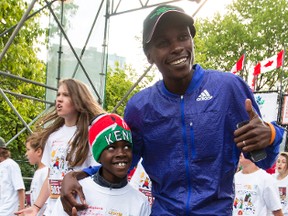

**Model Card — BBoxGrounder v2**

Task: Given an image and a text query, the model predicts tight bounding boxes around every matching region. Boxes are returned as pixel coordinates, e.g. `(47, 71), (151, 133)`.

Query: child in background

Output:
(25, 132), (49, 215)
(233, 153), (283, 216)
(273, 152), (288, 215)
(16, 78), (105, 216)
(0, 137), (25, 216)
(52, 113), (151, 216)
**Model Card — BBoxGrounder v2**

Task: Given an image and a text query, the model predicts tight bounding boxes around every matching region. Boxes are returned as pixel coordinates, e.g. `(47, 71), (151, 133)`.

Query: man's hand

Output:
(60, 171), (88, 215)
(234, 99), (271, 152)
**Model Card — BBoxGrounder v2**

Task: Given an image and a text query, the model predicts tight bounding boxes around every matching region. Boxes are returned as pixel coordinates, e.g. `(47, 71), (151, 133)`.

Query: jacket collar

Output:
(160, 64), (205, 97)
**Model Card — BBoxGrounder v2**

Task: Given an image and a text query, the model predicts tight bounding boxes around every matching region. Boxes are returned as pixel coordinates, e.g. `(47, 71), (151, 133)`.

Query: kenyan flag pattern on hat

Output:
(89, 113), (132, 162)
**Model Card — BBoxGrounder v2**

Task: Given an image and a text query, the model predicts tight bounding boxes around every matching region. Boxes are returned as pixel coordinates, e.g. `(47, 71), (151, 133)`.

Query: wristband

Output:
(266, 122), (276, 145)
(33, 203), (41, 210)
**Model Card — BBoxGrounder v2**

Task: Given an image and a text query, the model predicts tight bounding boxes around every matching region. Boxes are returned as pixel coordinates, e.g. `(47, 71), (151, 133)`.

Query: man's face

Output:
(146, 15), (194, 82)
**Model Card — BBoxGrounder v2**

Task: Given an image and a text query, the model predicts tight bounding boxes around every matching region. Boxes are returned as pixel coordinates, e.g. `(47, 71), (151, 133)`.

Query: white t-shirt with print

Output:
(0, 158), (25, 216)
(272, 173), (288, 215)
(233, 169), (282, 216)
(52, 177), (151, 216)
(41, 125), (98, 215)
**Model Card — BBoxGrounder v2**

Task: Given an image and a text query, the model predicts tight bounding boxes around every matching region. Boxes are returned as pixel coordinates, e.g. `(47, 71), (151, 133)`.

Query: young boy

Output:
(52, 113), (151, 215)
(0, 137), (25, 215)
(25, 132), (49, 215)
(233, 153), (283, 216)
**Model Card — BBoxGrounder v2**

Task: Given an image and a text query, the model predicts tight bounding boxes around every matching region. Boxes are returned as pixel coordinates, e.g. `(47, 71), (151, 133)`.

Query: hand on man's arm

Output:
(60, 171), (89, 215)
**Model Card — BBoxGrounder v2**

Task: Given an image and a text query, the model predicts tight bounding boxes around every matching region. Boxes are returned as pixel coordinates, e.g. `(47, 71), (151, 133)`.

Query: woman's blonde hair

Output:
(35, 78), (106, 167)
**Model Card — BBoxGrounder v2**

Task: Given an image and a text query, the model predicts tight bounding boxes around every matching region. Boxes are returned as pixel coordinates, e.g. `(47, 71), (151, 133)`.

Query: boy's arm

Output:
(272, 209), (284, 216)
(60, 166), (100, 215)
(15, 176), (50, 215)
(18, 189), (25, 211)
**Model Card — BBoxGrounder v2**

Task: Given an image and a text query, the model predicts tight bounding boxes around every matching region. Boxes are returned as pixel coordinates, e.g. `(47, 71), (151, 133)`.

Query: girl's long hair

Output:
(35, 78), (106, 167)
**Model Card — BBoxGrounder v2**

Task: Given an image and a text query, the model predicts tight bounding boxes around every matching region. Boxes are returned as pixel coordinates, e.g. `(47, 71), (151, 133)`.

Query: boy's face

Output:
(99, 140), (132, 183)
(146, 15), (194, 82)
(25, 141), (41, 165)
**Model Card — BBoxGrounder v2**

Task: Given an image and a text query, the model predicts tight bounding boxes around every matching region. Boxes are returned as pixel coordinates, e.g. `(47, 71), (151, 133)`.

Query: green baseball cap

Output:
(143, 4), (196, 48)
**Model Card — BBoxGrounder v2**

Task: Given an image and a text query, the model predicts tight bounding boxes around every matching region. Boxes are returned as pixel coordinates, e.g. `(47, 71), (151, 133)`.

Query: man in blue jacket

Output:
(60, 5), (285, 216)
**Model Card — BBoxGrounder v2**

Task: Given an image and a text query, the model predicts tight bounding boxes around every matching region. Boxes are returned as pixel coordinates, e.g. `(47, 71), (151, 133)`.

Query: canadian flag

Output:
(231, 54), (245, 74)
(253, 50), (284, 76)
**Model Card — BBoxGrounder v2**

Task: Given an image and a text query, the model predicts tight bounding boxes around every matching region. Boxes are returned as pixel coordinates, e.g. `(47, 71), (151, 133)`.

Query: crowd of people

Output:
(0, 3), (287, 216)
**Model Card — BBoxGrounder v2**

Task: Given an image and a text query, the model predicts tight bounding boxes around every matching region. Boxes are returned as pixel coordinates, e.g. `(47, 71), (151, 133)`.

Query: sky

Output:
(39, 0), (233, 74)
(107, 0), (233, 73)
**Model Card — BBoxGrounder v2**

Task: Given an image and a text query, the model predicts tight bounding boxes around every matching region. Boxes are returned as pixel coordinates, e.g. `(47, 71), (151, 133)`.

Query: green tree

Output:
(0, 0), (47, 187)
(195, 0), (288, 91)
(104, 62), (154, 116)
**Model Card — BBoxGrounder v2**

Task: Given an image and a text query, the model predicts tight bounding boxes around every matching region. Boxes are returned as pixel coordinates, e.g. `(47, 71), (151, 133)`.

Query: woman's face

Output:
(56, 84), (78, 125)
(276, 155), (288, 175)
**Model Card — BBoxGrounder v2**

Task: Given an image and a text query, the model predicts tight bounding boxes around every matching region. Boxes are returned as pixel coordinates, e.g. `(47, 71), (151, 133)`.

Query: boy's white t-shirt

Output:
(0, 158), (25, 216)
(30, 166), (49, 215)
(52, 177), (151, 216)
(41, 125), (98, 215)
(233, 169), (282, 216)
(272, 173), (288, 215)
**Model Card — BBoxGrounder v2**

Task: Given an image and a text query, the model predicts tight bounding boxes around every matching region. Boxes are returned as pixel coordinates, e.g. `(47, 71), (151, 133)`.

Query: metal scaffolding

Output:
(0, 0), (204, 145)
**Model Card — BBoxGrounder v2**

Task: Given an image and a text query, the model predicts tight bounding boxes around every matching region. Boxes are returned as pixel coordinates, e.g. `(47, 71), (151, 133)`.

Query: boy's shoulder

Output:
(79, 177), (147, 200)
(78, 177), (151, 215)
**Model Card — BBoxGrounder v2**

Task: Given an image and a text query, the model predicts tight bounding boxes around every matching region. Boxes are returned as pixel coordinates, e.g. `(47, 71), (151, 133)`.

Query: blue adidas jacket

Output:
(122, 64), (284, 216)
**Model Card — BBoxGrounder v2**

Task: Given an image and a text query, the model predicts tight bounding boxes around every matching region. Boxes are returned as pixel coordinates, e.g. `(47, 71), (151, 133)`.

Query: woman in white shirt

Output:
(272, 152), (288, 215)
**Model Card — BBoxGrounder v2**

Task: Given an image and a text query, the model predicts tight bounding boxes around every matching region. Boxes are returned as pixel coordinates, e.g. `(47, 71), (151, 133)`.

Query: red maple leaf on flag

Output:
(264, 61), (273, 67)
(253, 50), (285, 75)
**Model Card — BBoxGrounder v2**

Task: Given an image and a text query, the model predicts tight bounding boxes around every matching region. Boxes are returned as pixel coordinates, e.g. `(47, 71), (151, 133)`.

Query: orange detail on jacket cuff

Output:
(267, 122), (276, 145)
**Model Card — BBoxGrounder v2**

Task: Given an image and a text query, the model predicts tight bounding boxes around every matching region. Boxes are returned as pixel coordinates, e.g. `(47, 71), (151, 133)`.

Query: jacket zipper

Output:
(190, 122), (196, 159)
(181, 95), (192, 216)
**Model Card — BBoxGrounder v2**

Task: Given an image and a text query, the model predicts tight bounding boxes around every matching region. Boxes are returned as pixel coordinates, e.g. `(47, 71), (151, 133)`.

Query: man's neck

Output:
(163, 68), (194, 95)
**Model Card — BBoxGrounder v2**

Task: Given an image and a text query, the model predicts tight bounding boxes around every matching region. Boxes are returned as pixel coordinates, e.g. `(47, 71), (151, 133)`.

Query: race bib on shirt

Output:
(49, 179), (62, 199)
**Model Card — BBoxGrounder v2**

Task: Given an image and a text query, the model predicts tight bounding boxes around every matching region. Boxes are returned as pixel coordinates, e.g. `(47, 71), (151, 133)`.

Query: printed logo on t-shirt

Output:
(78, 206), (127, 216)
(278, 186), (287, 206)
(233, 183), (257, 215)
